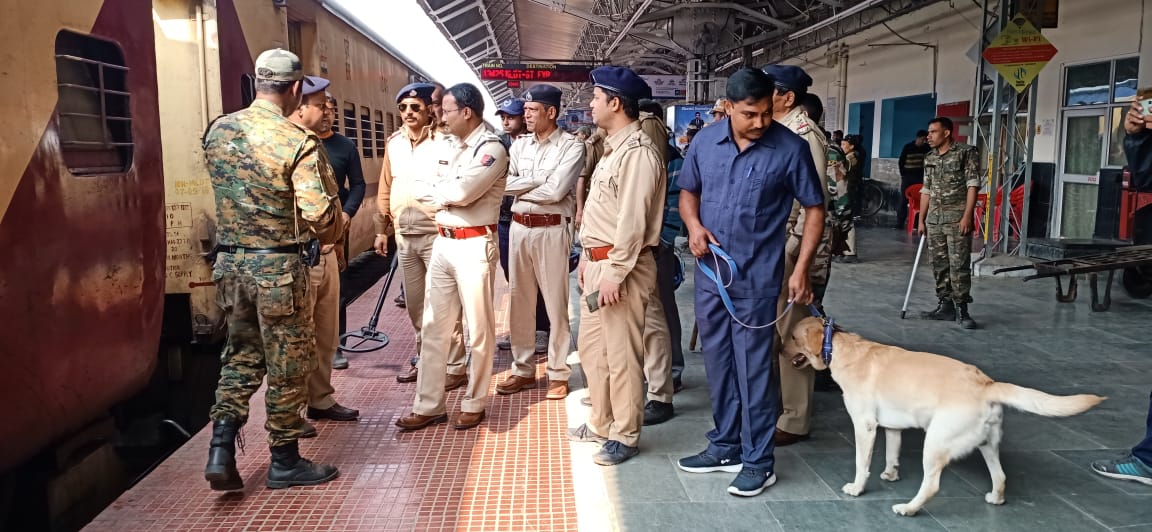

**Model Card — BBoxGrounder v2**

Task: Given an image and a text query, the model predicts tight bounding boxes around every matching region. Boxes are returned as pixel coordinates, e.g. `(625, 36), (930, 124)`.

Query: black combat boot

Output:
(266, 440), (339, 489)
(957, 303), (977, 329)
(204, 419), (243, 491)
(920, 299), (956, 321)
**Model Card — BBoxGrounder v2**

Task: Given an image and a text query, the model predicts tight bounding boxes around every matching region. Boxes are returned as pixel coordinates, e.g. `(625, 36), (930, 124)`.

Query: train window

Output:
(360, 106), (372, 158)
(386, 112), (396, 137)
(240, 74), (256, 107)
(373, 110), (385, 158)
(343, 102), (357, 148)
(55, 30), (133, 175)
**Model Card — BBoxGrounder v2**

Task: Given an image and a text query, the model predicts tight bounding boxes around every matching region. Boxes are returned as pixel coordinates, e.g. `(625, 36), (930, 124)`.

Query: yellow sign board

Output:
(981, 14), (1059, 93)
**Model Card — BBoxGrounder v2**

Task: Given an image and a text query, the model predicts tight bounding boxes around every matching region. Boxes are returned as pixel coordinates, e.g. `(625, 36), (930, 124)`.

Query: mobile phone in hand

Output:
(1139, 87), (1152, 116)
(585, 291), (600, 313)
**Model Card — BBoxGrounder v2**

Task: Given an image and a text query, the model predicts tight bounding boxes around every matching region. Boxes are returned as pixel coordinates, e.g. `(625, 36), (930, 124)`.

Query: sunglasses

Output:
(398, 103), (423, 113)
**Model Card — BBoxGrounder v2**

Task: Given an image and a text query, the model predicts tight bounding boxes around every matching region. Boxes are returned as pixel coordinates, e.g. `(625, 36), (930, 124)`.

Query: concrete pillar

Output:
(1141, 0), (1152, 88)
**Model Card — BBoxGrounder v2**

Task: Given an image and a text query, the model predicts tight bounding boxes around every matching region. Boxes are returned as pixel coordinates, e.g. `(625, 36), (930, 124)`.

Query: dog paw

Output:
(880, 469), (900, 482)
(984, 492), (1005, 505)
(892, 503), (919, 516)
(841, 482), (864, 497)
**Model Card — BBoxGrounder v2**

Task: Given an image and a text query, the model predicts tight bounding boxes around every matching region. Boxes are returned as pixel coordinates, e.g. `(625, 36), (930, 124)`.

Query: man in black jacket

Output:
(323, 94), (366, 370)
(896, 130), (930, 229)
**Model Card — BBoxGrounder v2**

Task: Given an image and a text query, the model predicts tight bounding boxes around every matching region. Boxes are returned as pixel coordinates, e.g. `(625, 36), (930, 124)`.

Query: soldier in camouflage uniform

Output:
(761, 64), (831, 446)
(202, 49), (344, 491)
(918, 116), (979, 329)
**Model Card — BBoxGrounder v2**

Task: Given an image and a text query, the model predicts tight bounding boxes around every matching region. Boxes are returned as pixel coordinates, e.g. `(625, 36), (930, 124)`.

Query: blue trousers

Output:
(696, 289), (780, 471)
(1135, 389), (1152, 465)
(498, 219), (549, 332)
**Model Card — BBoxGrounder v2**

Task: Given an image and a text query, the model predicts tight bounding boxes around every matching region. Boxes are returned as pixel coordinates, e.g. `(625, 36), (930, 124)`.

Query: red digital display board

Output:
(480, 63), (593, 83)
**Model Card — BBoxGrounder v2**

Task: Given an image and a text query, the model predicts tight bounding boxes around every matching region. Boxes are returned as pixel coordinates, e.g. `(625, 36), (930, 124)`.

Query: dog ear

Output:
(804, 320), (824, 352)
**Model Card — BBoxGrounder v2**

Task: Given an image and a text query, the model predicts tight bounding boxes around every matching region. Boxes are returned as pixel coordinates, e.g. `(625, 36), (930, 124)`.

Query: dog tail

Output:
(988, 382), (1105, 417)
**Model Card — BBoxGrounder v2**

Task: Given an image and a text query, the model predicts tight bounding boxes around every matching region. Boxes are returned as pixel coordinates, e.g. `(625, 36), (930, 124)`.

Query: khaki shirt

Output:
(374, 125), (442, 235)
(580, 120), (665, 285)
(414, 124), (508, 228)
(505, 127), (585, 217)
(779, 107), (830, 237)
(922, 142), (980, 223)
(638, 112), (669, 167)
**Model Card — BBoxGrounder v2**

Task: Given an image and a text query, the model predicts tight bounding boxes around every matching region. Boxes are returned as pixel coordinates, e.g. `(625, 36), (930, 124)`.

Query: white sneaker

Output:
(534, 331), (548, 353)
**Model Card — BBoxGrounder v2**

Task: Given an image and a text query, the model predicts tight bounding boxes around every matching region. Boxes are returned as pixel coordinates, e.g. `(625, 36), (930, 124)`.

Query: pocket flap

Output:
(256, 272), (295, 289)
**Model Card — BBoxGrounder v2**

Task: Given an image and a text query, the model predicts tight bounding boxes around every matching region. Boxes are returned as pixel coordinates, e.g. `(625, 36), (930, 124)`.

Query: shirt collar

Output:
(715, 119), (776, 150)
(402, 125), (435, 145)
(456, 123), (488, 149)
(531, 127), (564, 146)
(250, 99), (284, 116)
(605, 120), (642, 152)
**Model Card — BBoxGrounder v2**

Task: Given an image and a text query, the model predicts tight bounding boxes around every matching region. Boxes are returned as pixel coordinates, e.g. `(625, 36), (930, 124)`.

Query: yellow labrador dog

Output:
(784, 317), (1104, 516)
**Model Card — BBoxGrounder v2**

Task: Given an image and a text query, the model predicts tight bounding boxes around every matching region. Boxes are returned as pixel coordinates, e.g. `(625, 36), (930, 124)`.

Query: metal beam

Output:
(636, 2), (791, 30)
(524, 0), (616, 27)
(603, 0), (654, 57)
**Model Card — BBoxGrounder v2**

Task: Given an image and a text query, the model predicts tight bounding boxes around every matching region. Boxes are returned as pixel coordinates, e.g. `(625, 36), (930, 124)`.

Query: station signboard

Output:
(981, 13), (1058, 93)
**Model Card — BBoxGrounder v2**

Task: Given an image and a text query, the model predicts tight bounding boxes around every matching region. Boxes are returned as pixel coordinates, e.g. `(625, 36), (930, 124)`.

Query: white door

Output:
(1053, 108), (1108, 239)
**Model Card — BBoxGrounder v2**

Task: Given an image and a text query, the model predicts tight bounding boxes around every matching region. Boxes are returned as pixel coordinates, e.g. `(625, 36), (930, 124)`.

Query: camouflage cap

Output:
(254, 48), (313, 85)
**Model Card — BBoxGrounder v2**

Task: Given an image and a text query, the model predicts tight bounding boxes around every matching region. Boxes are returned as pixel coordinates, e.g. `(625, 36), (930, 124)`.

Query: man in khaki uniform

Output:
(287, 76), (359, 427)
(496, 84), (585, 400)
(567, 66), (665, 466)
(575, 128), (605, 230)
(761, 64), (831, 446)
(373, 83), (467, 386)
(395, 83), (508, 431)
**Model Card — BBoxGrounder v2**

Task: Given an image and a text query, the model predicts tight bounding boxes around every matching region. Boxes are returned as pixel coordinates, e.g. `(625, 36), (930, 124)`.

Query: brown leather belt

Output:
(512, 212), (568, 228)
(585, 245), (613, 262)
(437, 224), (497, 239)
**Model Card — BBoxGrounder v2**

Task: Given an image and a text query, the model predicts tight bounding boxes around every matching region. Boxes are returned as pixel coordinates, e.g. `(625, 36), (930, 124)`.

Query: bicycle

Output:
(858, 178), (886, 218)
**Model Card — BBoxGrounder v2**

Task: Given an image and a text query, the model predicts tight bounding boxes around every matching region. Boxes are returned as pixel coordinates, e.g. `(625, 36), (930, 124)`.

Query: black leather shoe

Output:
(333, 351), (349, 370)
(642, 400), (674, 426)
(673, 376), (684, 393)
(205, 419), (243, 491)
(593, 440), (639, 466)
(396, 366), (418, 383)
(266, 441), (339, 489)
(307, 403), (359, 421)
(299, 421), (317, 438)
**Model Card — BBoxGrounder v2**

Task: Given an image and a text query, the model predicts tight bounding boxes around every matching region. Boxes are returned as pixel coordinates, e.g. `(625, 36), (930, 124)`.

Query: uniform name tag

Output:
(438, 160), (449, 165)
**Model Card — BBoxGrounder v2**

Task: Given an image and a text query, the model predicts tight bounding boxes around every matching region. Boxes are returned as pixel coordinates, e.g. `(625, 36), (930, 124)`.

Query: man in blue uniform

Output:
(675, 68), (825, 497)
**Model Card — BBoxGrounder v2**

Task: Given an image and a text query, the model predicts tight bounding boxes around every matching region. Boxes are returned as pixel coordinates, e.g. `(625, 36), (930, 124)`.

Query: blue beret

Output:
(396, 82), (435, 105)
(523, 84), (563, 108)
(496, 98), (524, 116)
(590, 66), (651, 101)
(761, 64), (813, 92)
(302, 75), (330, 96)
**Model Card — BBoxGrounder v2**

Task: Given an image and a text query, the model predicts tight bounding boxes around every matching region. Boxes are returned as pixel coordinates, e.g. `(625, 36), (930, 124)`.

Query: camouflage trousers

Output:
(208, 252), (317, 447)
(927, 220), (973, 304)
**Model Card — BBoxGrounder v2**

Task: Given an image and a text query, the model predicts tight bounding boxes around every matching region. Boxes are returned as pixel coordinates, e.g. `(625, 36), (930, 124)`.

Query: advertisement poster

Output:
(640, 74), (687, 99)
(669, 104), (717, 150)
(563, 108), (593, 132)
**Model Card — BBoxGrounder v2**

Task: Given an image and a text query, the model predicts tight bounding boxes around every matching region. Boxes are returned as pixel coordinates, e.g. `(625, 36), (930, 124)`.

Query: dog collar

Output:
(808, 304), (834, 365)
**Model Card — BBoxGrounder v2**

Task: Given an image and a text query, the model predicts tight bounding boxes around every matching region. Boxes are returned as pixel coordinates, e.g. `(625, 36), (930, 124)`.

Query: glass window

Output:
(1060, 182), (1098, 238)
(1108, 107), (1130, 167)
(1113, 57), (1139, 103)
(343, 102), (357, 147)
(373, 110), (385, 158)
(1064, 62), (1111, 107)
(1062, 114), (1104, 175)
(55, 30), (133, 175)
(360, 106), (372, 158)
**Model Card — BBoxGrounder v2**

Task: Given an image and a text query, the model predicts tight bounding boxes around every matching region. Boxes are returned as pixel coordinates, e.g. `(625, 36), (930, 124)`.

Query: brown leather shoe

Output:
(444, 373), (468, 391)
(495, 375), (537, 395)
(545, 380), (568, 400)
(454, 410), (485, 430)
(395, 412), (447, 431)
(773, 429), (810, 447)
(396, 366), (418, 383)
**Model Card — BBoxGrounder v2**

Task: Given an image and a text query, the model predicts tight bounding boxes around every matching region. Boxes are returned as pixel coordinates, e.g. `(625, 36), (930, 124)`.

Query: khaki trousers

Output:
(642, 269), (673, 403)
(774, 234), (815, 435)
(509, 221), (573, 382)
(396, 232), (466, 375)
(306, 251), (340, 410)
(578, 252), (657, 447)
(412, 233), (498, 415)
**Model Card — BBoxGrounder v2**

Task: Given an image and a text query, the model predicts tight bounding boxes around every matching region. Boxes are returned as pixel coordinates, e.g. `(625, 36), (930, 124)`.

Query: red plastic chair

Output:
(904, 183), (923, 234)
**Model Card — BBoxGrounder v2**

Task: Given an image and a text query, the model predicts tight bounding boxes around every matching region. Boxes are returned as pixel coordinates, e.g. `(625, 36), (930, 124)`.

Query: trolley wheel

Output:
(859, 180), (884, 218)
(1121, 266), (1152, 299)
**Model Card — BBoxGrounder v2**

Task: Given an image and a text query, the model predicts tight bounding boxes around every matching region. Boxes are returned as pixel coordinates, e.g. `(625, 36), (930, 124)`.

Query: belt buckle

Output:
(442, 227), (456, 239)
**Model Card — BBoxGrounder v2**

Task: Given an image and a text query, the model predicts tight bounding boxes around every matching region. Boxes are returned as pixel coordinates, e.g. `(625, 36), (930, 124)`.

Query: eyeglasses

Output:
(441, 107), (462, 115)
(398, 103), (423, 113)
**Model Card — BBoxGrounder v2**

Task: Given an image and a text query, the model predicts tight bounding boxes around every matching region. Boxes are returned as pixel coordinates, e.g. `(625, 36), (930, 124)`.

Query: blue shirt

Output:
(678, 119), (824, 299)
(661, 156), (684, 245)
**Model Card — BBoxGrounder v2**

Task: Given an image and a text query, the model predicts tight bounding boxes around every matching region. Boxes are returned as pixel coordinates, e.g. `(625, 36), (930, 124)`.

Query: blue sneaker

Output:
(727, 468), (776, 497)
(1091, 454), (1152, 486)
(593, 440), (639, 466)
(677, 450), (742, 473)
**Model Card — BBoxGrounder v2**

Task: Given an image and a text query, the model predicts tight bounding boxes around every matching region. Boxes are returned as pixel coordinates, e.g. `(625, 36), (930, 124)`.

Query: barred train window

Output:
(360, 106), (372, 158)
(343, 102), (357, 147)
(373, 110), (385, 158)
(55, 30), (133, 175)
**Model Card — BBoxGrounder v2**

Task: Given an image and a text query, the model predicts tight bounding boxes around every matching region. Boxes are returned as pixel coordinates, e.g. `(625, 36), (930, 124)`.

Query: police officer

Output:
(493, 99), (549, 354)
(761, 64), (832, 446)
(566, 66), (664, 466)
(675, 68), (825, 497)
(374, 83), (468, 385)
(917, 116), (979, 329)
(202, 49), (342, 491)
(575, 127), (606, 230)
(497, 84), (584, 400)
(287, 76), (360, 427)
(395, 83), (508, 431)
